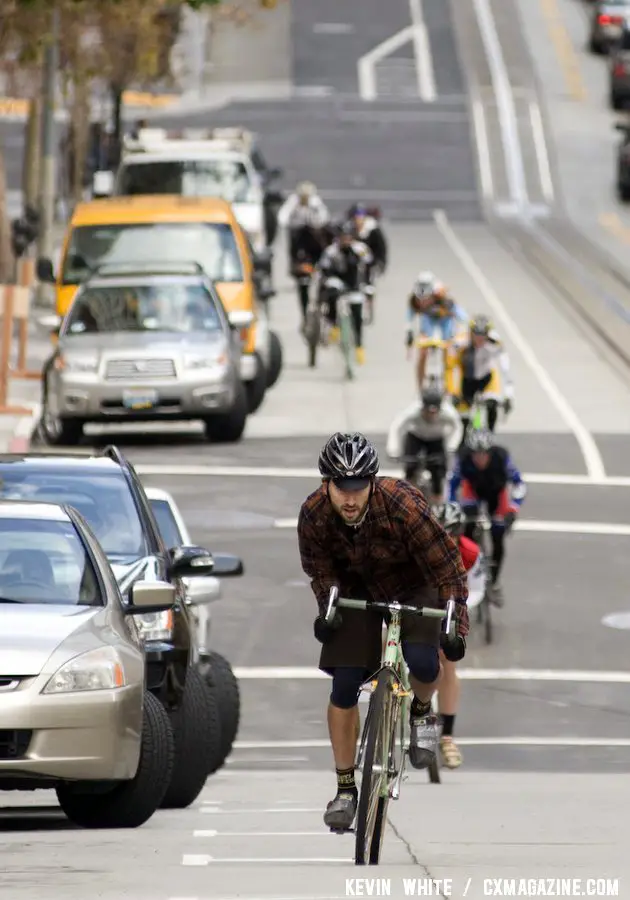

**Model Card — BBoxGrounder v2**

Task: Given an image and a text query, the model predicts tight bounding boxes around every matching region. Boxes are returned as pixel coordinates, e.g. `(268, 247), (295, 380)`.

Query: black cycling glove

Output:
(313, 611), (343, 644)
(440, 632), (466, 662)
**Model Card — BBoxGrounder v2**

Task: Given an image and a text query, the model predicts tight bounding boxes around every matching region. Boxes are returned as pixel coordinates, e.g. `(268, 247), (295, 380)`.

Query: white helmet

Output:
(296, 180), (316, 199)
(415, 270), (436, 297)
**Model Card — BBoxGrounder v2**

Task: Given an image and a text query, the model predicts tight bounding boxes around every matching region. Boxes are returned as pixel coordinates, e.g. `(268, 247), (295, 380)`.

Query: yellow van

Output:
(37, 195), (281, 413)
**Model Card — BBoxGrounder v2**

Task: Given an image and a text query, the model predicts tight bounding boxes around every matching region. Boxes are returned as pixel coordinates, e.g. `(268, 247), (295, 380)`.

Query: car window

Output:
(62, 222), (244, 285)
(149, 498), (183, 549)
(0, 517), (101, 606)
(118, 160), (254, 204)
(0, 468), (148, 563)
(65, 282), (223, 336)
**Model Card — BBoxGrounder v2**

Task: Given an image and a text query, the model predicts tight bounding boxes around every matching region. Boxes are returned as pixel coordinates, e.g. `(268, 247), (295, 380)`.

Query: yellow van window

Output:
(62, 222), (243, 285)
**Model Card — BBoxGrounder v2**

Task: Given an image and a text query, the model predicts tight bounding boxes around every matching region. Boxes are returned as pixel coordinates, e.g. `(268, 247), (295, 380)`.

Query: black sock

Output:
(336, 767), (357, 796)
(441, 713), (455, 737)
(410, 696), (431, 718)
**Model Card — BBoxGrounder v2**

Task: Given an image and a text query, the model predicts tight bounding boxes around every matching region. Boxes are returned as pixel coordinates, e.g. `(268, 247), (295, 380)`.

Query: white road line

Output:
(471, 96), (494, 199)
(433, 209), (606, 481)
(135, 464), (629, 486)
(357, 26), (414, 101)
(183, 856), (352, 865)
(228, 738), (630, 751)
(409, 0), (437, 102)
(200, 807), (322, 814)
(231, 668), (630, 682)
(471, 0), (528, 208)
(273, 517), (630, 535)
(194, 830), (331, 837)
(528, 101), (554, 203)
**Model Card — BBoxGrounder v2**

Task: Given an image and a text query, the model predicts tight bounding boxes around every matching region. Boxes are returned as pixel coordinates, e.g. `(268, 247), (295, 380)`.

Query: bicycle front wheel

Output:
(355, 668), (398, 865)
(340, 311), (354, 380)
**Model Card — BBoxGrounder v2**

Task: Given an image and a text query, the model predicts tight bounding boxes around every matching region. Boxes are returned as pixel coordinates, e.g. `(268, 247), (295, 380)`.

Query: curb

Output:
(7, 403), (42, 453)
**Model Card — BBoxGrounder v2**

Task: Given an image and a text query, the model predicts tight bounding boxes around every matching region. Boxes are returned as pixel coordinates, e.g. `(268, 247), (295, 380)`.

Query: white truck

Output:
(94, 127), (269, 253)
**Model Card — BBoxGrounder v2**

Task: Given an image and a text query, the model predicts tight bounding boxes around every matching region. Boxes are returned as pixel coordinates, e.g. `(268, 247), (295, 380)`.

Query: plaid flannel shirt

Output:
(297, 476), (469, 637)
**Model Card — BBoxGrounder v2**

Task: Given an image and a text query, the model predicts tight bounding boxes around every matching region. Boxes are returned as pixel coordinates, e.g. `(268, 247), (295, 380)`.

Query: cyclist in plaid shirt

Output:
(297, 432), (469, 832)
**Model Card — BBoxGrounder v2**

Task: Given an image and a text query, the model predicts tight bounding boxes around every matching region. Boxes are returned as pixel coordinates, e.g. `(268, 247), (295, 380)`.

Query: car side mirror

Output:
(36, 257), (55, 283)
(169, 545), (215, 578)
(126, 580), (175, 614)
(211, 552), (244, 577)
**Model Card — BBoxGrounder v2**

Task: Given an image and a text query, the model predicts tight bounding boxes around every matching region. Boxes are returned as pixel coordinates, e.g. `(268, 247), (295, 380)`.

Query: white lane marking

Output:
(194, 830), (331, 837)
(135, 465), (627, 486)
(273, 517), (630, 535)
(312, 23), (354, 34)
(433, 209), (606, 481)
(472, 96), (494, 199)
(228, 738), (630, 750)
(200, 807), (322, 814)
(409, 0), (437, 102)
(183, 856), (352, 864)
(602, 612), (630, 630)
(471, 0), (528, 208)
(528, 101), (554, 203)
(357, 27), (415, 101)
(231, 668), (630, 682)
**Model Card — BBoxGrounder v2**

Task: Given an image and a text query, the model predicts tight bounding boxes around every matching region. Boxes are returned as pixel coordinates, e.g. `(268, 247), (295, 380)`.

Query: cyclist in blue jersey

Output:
(448, 429), (526, 606)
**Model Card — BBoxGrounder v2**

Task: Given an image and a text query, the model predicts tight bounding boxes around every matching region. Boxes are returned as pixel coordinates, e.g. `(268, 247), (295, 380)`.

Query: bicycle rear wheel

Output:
(340, 311), (354, 380)
(355, 668), (397, 865)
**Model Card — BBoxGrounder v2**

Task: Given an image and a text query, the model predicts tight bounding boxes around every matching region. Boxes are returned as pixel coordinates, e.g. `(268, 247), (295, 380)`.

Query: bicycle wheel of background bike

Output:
(355, 669), (396, 865)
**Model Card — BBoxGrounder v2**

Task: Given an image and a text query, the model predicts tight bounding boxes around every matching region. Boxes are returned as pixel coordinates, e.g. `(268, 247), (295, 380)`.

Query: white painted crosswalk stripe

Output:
(272, 517), (630, 535)
(232, 666), (630, 681)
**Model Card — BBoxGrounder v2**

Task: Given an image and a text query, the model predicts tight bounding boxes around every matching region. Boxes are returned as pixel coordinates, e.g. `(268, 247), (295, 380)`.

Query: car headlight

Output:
(42, 646), (126, 694)
(134, 610), (174, 642)
(183, 353), (227, 370)
(55, 354), (98, 373)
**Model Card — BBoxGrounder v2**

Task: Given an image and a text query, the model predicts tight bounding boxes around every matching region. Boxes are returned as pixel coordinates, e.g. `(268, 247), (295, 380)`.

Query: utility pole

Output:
(35, 3), (60, 307)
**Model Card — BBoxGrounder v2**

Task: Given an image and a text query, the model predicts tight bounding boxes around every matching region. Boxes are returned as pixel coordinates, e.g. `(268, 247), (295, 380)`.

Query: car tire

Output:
(245, 352), (267, 414)
(266, 331), (283, 389)
(55, 691), (174, 829)
(41, 380), (84, 446)
(160, 668), (221, 809)
(589, 36), (602, 54)
(199, 651), (241, 773)
(206, 382), (247, 443)
(619, 183), (630, 201)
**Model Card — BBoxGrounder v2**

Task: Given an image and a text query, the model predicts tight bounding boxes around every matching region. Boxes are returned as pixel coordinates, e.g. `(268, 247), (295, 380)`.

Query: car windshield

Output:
(61, 223), (243, 285)
(118, 159), (254, 204)
(0, 467), (148, 563)
(149, 498), (184, 549)
(0, 517), (101, 606)
(64, 282), (223, 335)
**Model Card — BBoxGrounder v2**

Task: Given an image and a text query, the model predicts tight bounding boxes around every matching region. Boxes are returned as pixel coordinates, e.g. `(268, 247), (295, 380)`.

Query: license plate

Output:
(122, 389), (158, 410)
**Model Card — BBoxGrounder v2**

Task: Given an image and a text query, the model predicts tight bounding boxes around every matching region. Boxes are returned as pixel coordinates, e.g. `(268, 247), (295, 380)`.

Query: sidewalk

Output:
(0, 321), (51, 454)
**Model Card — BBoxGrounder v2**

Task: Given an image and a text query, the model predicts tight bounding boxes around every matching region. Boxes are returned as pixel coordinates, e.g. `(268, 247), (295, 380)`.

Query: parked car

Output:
(609, 25), (630, 107)
(589, 0), (630, 53)
(38, 262), (248, 446)
(36, 194), (281, 414)
(145, 485), (242, 772)
(0, 447), (231, 808)
(0, 498), (175, 828)
(614, 120), (630, 199)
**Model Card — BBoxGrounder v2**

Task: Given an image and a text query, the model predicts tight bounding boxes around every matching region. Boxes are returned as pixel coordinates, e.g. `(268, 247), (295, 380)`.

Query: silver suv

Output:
(39, 263), (249, 445)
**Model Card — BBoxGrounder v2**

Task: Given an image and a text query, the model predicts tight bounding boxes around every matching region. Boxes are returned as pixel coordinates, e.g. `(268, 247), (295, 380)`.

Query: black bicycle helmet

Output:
(470, 314), (492, 336)
(318, 432), (379, 482)
(421, 387), (443, 410)
(465, 428), (494, 452)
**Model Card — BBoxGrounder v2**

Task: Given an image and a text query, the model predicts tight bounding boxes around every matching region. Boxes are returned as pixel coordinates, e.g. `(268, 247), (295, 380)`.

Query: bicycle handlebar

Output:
(324, 586), (456, 635)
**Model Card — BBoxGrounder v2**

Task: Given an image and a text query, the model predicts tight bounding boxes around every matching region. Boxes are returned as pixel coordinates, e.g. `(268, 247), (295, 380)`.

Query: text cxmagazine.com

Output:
(344, 878), (620, 897)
